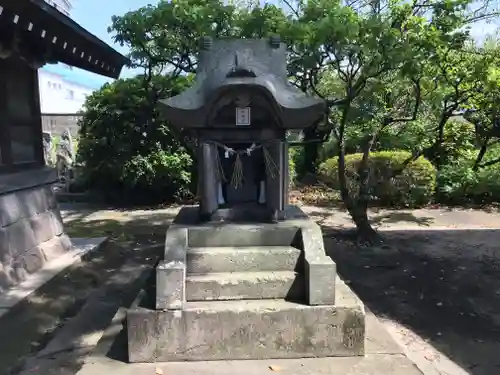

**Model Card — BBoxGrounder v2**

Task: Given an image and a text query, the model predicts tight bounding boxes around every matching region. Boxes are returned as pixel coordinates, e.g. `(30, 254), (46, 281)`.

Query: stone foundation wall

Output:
(0, 182), (72, 292)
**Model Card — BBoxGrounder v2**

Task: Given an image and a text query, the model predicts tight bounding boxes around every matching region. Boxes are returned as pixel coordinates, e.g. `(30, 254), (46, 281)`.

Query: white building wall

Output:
(44, 0), (72, 17)
(38, 70), (94, 114)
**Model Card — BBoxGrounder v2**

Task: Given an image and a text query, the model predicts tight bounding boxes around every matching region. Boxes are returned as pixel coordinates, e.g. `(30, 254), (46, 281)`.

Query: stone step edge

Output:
(186, 270), (299, 283)
(184, 298), (313, 312)
(186, 246), (302, 274)
(187, 246), (301, 253)
(186, 271), (304, 302)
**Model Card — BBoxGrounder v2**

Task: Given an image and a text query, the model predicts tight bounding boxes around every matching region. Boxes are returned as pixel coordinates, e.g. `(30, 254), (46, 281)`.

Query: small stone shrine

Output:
(126, 37), (366, 362)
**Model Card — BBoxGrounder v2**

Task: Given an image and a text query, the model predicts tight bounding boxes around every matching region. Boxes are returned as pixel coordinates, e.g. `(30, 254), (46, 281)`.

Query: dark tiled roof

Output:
(0, 0), (128, 78)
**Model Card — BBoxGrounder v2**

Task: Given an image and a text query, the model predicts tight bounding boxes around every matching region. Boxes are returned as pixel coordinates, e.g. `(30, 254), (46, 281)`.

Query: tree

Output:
(420, 46), (492, 168)
(77, 75), (193, 205)
(463, 39), (500, 170)
(278, 0), (471, 240)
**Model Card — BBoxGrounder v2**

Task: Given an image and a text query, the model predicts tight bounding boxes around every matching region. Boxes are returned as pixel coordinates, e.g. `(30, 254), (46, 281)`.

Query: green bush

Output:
(77, 74), (193, 205)
(288, 147), (298, 186)
(319, 117), (476, 166)
(440, 119), (476, 164)
(437, 154), (500, 205)
(319, 150), (436, 208)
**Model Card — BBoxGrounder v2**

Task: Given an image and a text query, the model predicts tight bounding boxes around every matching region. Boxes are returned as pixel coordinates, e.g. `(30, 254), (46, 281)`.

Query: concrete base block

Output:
(156, 260), (185, 310)
(127, 278), (365, 362)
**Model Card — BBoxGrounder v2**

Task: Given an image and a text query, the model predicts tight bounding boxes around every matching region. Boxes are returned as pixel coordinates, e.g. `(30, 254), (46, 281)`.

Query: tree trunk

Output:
(348, 203), (381, 243)
(433, 113), (451, 169)
(473, 138), (489, 171)
(336, 116), (380, 244)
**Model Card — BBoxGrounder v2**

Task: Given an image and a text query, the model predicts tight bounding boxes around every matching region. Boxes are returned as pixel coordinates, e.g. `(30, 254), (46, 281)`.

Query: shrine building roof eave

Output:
(159, 95), (325, 131)
(0, 0), (128, 78)
(160, 77), (326, 112)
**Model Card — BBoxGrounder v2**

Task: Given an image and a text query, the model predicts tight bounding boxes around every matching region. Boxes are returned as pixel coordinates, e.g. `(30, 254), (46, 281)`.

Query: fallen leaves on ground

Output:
(290, 184), (341, 206)
(269, 365), (282, 371)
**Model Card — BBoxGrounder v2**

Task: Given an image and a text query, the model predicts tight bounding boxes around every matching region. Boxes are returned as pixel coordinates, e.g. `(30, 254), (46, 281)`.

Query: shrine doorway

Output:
(217, 142), (266, 206)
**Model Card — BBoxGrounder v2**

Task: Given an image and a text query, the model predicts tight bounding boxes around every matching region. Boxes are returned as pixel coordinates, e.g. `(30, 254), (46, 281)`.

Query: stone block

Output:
(42, 186), (58, 209)
(300, 224), (336, 306)
(305, 259), (336, 305)
(156, 226), (188, 310)
(0, 193), (22, 227)
(40, 234), (73, 261)
(18, 188), (49, 218)
(1, 220), (38, 261)
(49, 210), (64, 237)
(128, 278), (365, 362)
(164, 226), (188, 261)
(59, 233), (73, 250)
(156, 261), (185, 310)
(0, 260), (28, 291)
(21, 246), (47, 274)
(0, 264), (10, 292)
(0, 228), (10, 264)
(30, 212), (56, 244)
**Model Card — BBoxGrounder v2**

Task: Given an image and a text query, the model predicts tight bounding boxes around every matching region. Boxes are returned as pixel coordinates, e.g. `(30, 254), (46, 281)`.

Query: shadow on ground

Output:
(61, 209), (178, 241)
(307, 209), (436, 227)
(323, 227), (500, 375)
(369, 212), (434, 227)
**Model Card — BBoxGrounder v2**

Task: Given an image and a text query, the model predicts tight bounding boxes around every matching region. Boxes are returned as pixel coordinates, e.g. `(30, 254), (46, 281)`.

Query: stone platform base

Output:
(127, 277), (365, 363)
(0, 168), (71, 292)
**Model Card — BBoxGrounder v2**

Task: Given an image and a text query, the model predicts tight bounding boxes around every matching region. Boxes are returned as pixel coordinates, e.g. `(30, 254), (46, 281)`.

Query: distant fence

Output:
(41, 113), (83, 138)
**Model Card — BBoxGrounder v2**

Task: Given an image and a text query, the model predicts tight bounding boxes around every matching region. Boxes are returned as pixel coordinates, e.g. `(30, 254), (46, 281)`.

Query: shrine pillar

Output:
(265, 140), (289, 219)
(198, 142), (218, 219)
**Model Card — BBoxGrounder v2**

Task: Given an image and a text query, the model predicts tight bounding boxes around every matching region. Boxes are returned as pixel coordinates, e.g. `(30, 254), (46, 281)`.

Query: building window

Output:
(66, 89), (75, 100)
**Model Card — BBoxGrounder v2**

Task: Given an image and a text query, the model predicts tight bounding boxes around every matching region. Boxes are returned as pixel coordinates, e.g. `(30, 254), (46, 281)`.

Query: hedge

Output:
(319, 150), (436, 208)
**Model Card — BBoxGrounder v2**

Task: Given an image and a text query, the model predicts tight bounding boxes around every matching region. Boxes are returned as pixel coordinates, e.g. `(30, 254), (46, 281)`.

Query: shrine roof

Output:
(159, 38), (326, 130)
(0, 0), (128, 78)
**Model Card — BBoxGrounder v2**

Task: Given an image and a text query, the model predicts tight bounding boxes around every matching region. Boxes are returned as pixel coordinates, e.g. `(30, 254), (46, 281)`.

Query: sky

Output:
(45, 0), (151, 88)
(45, 0), (500, 89)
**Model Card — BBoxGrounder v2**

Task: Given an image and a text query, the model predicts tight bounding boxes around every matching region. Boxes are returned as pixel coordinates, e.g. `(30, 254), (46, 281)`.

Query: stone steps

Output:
(186, 246), (302, 274)
(186, 270), (304, 301)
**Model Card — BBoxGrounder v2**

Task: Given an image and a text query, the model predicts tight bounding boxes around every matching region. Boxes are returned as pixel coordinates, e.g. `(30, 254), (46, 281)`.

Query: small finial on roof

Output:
(269, 35), (281, 49)
(200, 36), (212, 50)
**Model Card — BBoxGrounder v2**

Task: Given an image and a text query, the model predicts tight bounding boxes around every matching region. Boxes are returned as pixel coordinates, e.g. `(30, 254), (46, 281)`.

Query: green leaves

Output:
(77, 74), (193, 204)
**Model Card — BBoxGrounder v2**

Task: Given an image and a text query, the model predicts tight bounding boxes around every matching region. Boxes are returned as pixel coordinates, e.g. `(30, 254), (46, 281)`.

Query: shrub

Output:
(319, 117), (476, 166)
(77, 74), (193, 205)
(440, 119), (476, 164)
(288, 147), (299, 186)
(437, 154), (500, 205)
(319, 150), (436, 208)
